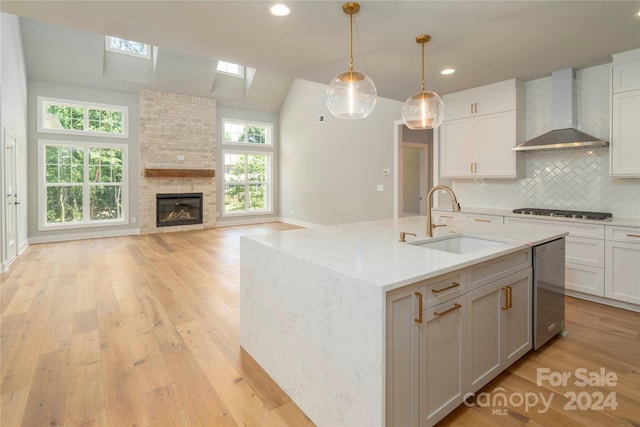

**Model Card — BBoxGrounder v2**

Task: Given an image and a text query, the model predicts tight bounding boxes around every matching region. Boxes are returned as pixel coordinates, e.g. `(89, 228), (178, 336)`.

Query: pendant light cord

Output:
(348, 10), (354, 74)
(421, 40), (425, 94)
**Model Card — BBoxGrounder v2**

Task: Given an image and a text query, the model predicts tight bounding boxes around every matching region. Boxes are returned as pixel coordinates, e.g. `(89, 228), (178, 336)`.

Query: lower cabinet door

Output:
(465, 281), (502, 394)
(420, 295), (466, 427)
(502, 268), (532, 366)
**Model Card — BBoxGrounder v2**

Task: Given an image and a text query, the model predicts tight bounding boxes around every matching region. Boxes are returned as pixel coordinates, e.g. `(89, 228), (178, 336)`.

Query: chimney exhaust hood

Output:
(513, 68), (608, 151)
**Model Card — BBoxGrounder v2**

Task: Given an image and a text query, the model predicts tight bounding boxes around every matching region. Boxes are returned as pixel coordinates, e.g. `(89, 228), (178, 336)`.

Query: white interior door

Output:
(4, 132), (18, 264)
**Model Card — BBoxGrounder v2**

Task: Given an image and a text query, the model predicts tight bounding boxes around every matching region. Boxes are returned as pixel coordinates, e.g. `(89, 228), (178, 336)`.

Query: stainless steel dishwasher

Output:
(533, 237), (566, 350)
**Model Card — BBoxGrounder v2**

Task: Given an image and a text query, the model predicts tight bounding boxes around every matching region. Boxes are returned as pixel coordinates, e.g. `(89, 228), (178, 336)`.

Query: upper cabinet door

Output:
(612, 62), (640, 93)
(610, 90), (640, 177)
(475, 89), (515, 116)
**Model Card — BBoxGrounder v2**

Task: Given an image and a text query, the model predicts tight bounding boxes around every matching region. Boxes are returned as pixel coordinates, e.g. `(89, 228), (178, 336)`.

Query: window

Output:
(221, 118), (274, 216)
(38, 140), (128, 229)
(223, 152), (271, 214)
(38, 97), (129, 138)
(223, 120), (272, 146)
(217, 60), (245, 78)
(105, 35), (151, 59)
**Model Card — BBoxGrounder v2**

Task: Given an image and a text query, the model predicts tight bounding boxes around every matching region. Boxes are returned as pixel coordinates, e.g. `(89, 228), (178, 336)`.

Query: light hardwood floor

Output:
(1, 223), (638, 426)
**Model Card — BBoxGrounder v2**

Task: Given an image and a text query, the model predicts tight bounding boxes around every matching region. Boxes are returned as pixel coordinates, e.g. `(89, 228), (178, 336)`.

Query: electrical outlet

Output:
(131, 216), (137, 224)
(383, 168), (390, 176)
(377, 184), (384, 192)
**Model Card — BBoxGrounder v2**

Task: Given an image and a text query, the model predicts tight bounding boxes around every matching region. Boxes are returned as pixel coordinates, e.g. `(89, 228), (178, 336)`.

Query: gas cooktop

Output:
(512, 208), (613, 221)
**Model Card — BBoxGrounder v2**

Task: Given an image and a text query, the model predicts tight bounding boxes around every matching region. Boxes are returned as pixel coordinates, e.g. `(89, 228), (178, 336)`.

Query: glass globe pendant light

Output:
(402, 35), (444, 129)
(327, 2), (377, 119)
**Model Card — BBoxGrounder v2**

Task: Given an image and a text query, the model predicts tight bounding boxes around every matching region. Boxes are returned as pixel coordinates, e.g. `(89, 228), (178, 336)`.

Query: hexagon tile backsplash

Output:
(451, 64), (640, 219)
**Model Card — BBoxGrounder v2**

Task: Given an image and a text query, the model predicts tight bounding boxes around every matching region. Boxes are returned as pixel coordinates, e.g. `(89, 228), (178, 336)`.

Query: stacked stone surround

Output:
(139, 89), (216, 234)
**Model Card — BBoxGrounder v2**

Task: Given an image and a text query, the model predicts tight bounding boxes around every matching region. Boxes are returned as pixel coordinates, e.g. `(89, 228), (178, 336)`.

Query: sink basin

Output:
(410, 234), (511, 254)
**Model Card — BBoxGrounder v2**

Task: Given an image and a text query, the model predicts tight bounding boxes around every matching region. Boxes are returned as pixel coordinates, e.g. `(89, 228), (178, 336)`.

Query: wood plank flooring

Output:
(1, 223), (639, 426)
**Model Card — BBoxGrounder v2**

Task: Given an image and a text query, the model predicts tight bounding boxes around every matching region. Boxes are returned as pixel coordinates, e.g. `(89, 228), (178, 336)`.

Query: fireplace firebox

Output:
(156, 193), (203, 227)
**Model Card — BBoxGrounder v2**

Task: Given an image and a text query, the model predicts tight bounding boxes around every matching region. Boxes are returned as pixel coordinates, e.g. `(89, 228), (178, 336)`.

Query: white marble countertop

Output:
(245, 216), (566, 292)
(432, 206), (640, 228)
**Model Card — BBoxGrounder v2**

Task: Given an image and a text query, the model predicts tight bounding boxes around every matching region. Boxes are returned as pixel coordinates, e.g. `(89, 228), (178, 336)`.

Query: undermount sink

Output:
(410, 234), (511, 254)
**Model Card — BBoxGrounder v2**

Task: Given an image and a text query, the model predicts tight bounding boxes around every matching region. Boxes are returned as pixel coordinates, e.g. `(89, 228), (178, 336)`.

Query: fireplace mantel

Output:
(144, 168), (215, 178)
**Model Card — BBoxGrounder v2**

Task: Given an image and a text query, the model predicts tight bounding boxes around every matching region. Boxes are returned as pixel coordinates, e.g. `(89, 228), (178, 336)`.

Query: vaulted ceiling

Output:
(3, 1), (639, 112)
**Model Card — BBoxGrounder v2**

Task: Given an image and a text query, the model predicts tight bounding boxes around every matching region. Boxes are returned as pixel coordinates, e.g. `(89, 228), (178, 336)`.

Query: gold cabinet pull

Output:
(470, 163), (473, 173)
(415, 292), (423, 324)
(501, 286), (513, 310)
(440, 215), (453, 219)
(474, 163), (478, 173)
(474, 102), (478, 114)
(434, 303), (462, 317)
(431, 282), (460, 294)
(470, 103), (474, 115)
(473, 218), (491, 223)
(627, 233), (640, 238)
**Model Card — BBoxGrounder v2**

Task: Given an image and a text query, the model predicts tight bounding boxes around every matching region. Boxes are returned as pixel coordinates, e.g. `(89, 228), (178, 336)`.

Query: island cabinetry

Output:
(386, 249), (531, 427)
(440, 79), (524, 179)
(605, 226), (640, 304)
(610, 48), (640, 177)
(465, 268), (532, 394)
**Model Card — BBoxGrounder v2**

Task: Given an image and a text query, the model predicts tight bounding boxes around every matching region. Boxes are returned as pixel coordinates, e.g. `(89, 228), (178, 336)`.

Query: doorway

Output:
(3, 130), (19, 267)
(394, 121), (433, 218)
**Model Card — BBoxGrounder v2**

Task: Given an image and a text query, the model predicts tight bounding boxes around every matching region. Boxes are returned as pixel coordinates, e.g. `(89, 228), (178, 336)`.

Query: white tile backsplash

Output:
(451, 64), (640, 219)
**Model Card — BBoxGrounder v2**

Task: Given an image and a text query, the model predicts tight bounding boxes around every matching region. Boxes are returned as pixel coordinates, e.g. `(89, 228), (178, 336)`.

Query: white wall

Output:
(279, 79), (403, 226)
(1, 13), (29, 266)
(450, 64), (640, 219)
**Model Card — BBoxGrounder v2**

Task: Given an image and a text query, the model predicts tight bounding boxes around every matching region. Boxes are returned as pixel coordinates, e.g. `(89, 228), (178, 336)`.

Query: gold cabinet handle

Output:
(470, 103), (474, 115)
(501, 286), (513, 310)
(475, 102), (478, 114)
(415, 292), (423, 324)
(474, 163), (478, 173)
(470, 163), (473, 173)
(627, 234), (640, 238)
(440, 215), (453, 219)
(434, 303), (462, 317)
(473, 218), (491, 223)
(501, 287), (509, 310)
(431, 282), (460, 294)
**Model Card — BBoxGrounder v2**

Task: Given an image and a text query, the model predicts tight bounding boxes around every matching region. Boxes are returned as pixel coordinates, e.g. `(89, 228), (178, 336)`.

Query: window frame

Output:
(216, 60), (245, 78)
(37, 96), (129, 138)
(37, 139), (129, 230)
(222, 150), (273, 217)
(104, 35), (151, 59)
(221, 117), (274, 217)
(222, 118), (273, 147)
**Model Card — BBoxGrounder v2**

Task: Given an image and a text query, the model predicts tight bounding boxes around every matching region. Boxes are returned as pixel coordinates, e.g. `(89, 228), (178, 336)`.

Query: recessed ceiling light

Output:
(270, 4), (290, 16)
(441, 68), (456, 75)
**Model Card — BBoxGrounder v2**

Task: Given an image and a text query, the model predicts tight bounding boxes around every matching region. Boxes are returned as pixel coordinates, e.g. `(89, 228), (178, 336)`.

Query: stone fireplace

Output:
(139, 89), (216, 234)
(156, 193), (203, 227)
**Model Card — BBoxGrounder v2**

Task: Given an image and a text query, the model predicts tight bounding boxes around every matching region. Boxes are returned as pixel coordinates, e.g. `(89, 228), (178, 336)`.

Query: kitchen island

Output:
(240, 216), (567, 426)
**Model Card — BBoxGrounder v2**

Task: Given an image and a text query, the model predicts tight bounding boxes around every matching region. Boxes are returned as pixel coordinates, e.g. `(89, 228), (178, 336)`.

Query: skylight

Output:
(217, 60), (245, 78)
(105, 36), (151, 59)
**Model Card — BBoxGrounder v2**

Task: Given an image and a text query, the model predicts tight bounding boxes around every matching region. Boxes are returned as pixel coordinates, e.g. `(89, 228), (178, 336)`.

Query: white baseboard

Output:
(29, 227), (140, 244)
(277, 217), (321, 228)
(216, 216), (284, 228)
(565, 289), (639, 313)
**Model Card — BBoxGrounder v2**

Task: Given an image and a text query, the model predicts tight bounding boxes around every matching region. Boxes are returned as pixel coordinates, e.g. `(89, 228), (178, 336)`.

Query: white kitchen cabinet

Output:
(465, 268), (532, 394)
(386, 249), (532, 426)
(605, 226), (640, 305)
(419, 296), (466, 427)
(440, 79), (524, 179)
(506, 216), (605, 297)
(610, 49), (640, 178)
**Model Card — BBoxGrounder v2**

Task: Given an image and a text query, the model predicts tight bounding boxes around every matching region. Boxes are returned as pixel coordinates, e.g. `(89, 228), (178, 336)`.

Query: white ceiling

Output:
(3, 1), (639, 112)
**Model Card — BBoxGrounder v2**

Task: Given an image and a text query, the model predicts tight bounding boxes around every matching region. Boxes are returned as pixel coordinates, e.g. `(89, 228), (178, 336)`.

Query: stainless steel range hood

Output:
(513, 68), (608, 151)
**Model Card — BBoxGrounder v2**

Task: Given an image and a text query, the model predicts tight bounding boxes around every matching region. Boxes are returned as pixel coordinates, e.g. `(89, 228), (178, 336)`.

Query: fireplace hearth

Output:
(156, 193), (203, 227)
